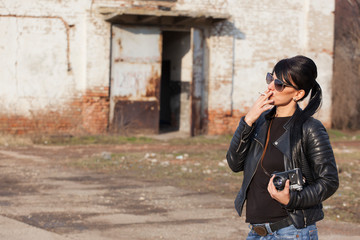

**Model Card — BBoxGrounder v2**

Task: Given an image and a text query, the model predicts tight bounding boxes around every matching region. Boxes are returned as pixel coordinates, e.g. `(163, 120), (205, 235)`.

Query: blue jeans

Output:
(247, 223), (318, 240)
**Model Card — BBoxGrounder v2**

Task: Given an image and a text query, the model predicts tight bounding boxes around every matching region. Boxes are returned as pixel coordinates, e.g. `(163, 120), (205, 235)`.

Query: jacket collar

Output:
(264, 104), (302, 127)
(273, 105), (302, 161)
(283, 105), (302, 130)
(256, 105), (302, 161)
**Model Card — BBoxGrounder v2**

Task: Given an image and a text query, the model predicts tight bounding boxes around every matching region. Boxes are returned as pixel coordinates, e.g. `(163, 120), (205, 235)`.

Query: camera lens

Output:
(273, 176), (286, 190)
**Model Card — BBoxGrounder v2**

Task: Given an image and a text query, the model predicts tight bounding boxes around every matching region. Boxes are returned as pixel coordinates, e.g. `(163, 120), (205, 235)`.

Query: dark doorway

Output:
(159, 31), (191, 133)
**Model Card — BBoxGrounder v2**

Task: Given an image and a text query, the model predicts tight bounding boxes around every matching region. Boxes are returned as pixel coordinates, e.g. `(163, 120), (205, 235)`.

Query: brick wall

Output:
(207, 108), (332, 136)
(207, 109), (247, 135)
(81, 87), (110, 134)
(0, 87), (109, 136)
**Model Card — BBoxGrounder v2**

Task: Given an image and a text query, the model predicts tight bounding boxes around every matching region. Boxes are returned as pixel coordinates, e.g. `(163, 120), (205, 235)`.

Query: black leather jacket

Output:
(226, 107), (339, 228)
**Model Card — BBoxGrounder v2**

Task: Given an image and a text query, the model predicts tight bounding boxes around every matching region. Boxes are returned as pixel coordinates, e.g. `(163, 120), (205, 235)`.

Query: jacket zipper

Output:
(239, 138), (264, 212)
(236, 126), (254, 153)
(254, 138), (264, 149)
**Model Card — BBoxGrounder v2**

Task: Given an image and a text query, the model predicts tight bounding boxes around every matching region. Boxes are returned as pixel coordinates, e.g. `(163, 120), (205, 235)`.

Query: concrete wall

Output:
(0, 0), (335, 135)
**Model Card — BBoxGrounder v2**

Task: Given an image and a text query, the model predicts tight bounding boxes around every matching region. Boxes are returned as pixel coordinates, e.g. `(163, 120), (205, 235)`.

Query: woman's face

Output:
(267, 73), (299, 107)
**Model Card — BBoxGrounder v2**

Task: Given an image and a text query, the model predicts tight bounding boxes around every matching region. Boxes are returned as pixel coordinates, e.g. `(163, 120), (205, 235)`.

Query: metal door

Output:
(110, 25), (162, 134)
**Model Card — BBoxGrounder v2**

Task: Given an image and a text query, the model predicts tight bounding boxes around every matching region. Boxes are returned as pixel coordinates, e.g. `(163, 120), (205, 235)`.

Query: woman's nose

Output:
(267, 80), (275, 90)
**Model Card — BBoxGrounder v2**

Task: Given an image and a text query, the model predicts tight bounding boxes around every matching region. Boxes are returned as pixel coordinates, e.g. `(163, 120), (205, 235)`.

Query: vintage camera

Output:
(272, 168), (304, 191)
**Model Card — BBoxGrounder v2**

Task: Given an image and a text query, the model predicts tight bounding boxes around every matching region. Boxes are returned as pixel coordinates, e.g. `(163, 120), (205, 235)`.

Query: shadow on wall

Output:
(211, 20), (246, 39)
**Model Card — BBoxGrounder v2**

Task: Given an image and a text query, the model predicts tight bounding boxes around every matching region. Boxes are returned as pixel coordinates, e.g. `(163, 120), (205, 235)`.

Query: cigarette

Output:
(258, 92), (265, 96)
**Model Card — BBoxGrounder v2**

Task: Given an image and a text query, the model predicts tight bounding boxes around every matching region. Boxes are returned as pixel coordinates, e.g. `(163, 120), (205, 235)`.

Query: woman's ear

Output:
(294, 90), (305, 102)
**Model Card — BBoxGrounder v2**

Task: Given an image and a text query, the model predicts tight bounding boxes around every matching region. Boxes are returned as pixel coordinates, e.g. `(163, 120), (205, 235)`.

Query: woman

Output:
(226, 55), (339, 239)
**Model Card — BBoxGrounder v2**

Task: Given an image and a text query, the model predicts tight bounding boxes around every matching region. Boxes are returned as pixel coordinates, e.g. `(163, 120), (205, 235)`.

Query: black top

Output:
(245, 117), (291, 224)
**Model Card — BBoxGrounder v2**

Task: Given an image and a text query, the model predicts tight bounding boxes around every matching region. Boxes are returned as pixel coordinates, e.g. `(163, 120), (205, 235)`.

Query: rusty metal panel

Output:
(110, 25), (162, 134)
(191, 28), (204, 136)
(192, 28), (204, 99)
(112, 100), (159, 135)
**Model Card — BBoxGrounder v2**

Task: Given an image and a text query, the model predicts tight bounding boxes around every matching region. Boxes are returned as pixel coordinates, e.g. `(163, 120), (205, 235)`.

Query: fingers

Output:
(264, 100), (274, 108)
(285, 179), (290, 190)
(260, 98), (274, 110)
(267, 175), (276, 194)
(267, 178), (291, 205)
(257, 91), (273, 104)
(244, 91), (274, 126)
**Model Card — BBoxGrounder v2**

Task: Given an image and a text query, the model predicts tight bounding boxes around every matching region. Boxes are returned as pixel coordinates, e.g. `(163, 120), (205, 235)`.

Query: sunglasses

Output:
(266, 72), (299, 92)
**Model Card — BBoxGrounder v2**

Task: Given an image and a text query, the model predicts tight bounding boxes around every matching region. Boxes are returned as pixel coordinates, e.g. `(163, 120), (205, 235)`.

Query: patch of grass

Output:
(328, 129), (360, 142)
(33, 134), (232, 146)
(32, 135), (157, 145)
(323, 160), (360, 223)
(0, 134), (33, 146)
(1, 128), (359, 146)
(322, 146), (360, 223)
(30, 133), (232, 146)
(166, 135), (232, 145)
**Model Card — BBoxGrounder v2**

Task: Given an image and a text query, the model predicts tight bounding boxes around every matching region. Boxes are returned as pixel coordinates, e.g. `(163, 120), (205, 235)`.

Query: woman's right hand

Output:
(244, 90), (274, 126)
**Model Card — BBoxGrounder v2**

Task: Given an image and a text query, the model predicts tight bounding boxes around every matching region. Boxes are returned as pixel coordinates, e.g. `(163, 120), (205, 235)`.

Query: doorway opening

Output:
(159, 31), (191, 133)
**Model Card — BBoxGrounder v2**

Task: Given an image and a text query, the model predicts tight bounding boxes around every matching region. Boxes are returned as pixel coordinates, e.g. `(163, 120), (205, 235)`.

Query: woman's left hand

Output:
(268, 175), (290, 205)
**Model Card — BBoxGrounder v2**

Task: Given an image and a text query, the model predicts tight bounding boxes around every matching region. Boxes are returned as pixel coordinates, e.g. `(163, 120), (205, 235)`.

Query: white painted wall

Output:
(0, 0), (335, 130)
(0, 0), (109, 117)
(205, 0), (334, 126)
(0, 16), (72, 115)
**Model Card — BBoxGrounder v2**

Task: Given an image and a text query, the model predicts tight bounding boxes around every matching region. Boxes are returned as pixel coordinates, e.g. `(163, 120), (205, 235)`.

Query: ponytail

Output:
(301, 82), (322, 120)
(290, 82), (323, 173)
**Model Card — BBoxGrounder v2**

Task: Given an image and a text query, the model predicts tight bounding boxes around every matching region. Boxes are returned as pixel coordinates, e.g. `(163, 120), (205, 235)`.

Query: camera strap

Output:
(260, 118), (273, 178)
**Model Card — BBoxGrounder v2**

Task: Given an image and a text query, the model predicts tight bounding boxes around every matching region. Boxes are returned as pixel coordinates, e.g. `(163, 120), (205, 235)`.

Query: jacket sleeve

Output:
(286, 119), (339, 210)
(226, 116), (254, 172)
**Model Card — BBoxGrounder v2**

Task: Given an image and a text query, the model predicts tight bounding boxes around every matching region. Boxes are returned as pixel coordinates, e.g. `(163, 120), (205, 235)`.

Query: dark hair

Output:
(273, 55), (322, 178)
(272, 55), (322, 120)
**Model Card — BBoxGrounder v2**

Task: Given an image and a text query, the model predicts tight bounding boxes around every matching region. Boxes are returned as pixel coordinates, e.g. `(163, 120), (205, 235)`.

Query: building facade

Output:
(0, 0), (335, 136)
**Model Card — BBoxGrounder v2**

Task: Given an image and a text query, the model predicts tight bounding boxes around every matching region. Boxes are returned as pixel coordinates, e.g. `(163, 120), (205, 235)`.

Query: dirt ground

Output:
(0, 141), (359, 240)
